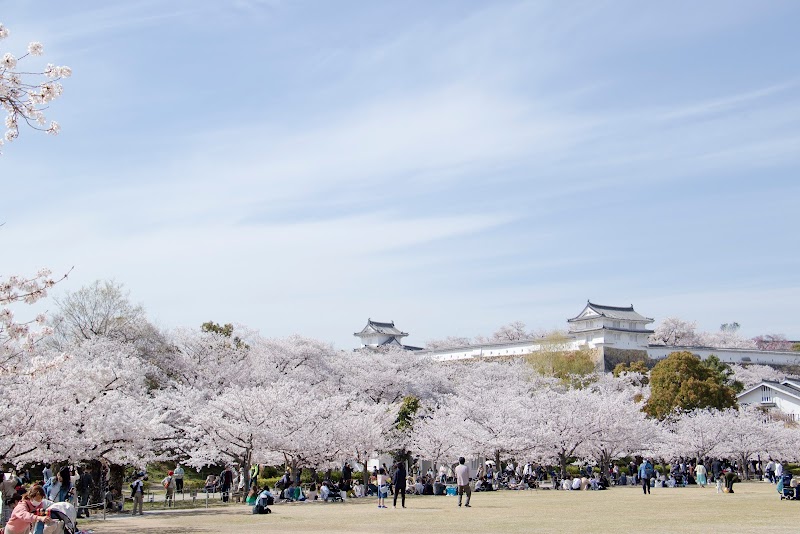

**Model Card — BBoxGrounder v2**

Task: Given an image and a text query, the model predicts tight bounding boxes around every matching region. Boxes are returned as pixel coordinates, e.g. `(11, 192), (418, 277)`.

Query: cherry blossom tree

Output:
(716, 406), (798, 478)
(0, 22), (71, 154)
(425, 336), (473, 350)
(582, 376), (660, 472)
(667, 409), (730, 461)
(0, 269), (65, 373)
(650, 317), (757, 349)
(49, 280), (152, 346)
(406, 402), (462, 472)
(491, 321), (532, 342)
(532, 387), (596, 477)
(752, 334), (795, 352)
(698, 329), (757, 350)
(0, 336), (173, 497)
(649, 317), (701, 347)
(729, 364), (788, 389)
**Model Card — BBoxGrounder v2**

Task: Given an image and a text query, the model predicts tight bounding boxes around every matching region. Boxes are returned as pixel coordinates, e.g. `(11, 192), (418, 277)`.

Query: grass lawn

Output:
(84, 482), (798, 533)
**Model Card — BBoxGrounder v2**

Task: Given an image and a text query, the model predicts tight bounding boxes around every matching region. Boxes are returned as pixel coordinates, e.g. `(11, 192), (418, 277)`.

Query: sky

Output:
(2, 0), (799, 349)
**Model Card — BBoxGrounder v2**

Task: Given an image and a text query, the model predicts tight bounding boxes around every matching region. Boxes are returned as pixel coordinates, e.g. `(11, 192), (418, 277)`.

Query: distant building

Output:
(567, 301), (654, 350)
(737, 379), (800, 422)
(354, 319), (423, 351)
(361, 301), (800, 369)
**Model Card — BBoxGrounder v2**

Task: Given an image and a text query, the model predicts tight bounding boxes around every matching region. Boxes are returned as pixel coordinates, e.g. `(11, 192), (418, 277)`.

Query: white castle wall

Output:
(646, 346), (800, 367)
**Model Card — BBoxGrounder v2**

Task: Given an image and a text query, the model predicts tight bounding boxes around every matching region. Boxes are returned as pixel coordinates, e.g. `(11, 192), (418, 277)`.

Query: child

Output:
(376, 468), (389, 509)
(715, 476), (723, 494)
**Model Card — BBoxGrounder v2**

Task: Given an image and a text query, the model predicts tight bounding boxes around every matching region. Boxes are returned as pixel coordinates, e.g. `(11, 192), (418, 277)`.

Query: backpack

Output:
(131, 480), (144, 496)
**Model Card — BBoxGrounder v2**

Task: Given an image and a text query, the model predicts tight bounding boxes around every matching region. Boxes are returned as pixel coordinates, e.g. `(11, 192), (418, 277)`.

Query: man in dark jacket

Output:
(76, 467), (94, 518)
(711, 459), (722, 482)
(392, 462), (407, 508)
(220, 466), (234, 503)
(342, 463), (352, 486)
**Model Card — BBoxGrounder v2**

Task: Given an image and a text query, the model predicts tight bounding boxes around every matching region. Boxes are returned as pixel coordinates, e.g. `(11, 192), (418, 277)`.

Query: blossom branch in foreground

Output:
(0, 22), (71, 154)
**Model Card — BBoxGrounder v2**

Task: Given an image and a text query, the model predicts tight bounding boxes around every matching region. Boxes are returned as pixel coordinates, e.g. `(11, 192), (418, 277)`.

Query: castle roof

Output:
(568, 301), (654, 323)
(354, 319), (408, 338)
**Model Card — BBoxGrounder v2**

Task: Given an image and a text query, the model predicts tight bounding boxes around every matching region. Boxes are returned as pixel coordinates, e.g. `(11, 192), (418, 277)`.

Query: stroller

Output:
(778, 473), (797, 500)
(44, 501), (77, 534)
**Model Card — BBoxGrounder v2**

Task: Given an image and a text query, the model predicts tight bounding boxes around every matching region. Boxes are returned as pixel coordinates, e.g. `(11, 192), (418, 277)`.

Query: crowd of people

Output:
(2, 454), (794, 527)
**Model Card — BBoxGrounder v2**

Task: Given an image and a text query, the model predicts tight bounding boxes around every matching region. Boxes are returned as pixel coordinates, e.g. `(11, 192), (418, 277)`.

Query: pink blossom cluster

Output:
(0, 22), (71, 153)
(0, 269), (60, 367)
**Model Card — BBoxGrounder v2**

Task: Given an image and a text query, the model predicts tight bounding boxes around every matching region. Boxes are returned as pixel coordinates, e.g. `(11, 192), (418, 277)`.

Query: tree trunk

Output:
(292, 459), (301, 486)
(107, 462), (125, 493)
(740, 455), (750, 480)
(599, 451), (611, 476)
(494, 450), (501, 485)
(242, 448), (252, 490)
(309, 468), (319, 485)
(358, 453), (369, 489)
(87, 460), (104, 511)
(559, 453), (568, 479)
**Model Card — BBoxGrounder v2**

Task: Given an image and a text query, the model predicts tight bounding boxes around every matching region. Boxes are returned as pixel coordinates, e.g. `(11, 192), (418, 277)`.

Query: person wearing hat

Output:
(161, 471), (176, 507)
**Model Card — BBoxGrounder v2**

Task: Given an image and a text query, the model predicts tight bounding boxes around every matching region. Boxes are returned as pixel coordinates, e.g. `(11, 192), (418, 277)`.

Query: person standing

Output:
(775, 461), (784, 482)
(56, 465), (72, 503)
(162, 471), (176, 508)
(173, 464), (185, 494)
(711, 458), (722, 483)
(237, 466), (246, 494)
(342, 463), (352, 488)
(220, 466), (233, 503)
(76, 466), (93, 519)
(455, 457), (471, 508)
(42, 464), (53, 486)
(638, 459), (653, 495)
(376, 468), (389, 509)
(130, 473), (145, 516)
(392, 462), (407, 508)
(695, 462), (707, 488)
(1, 473), (18, 527)
(765, 459), (775, 484)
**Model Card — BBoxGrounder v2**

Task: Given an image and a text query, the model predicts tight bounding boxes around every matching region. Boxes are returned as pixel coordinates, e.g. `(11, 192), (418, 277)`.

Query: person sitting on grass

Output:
(281, 482), (295, 501)
(257, 486), (275, 506)
(306, 483), (318, 501)
(352, 481), (364, 498)
(104, 487), (124, 512)
(571, 477), (581, 490)
(246, 485), (260, 505)
(319, 481), (330, 502)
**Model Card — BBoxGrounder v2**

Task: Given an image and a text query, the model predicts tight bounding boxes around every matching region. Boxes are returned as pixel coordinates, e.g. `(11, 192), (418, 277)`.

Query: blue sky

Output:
(2, 0), (799, 348)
